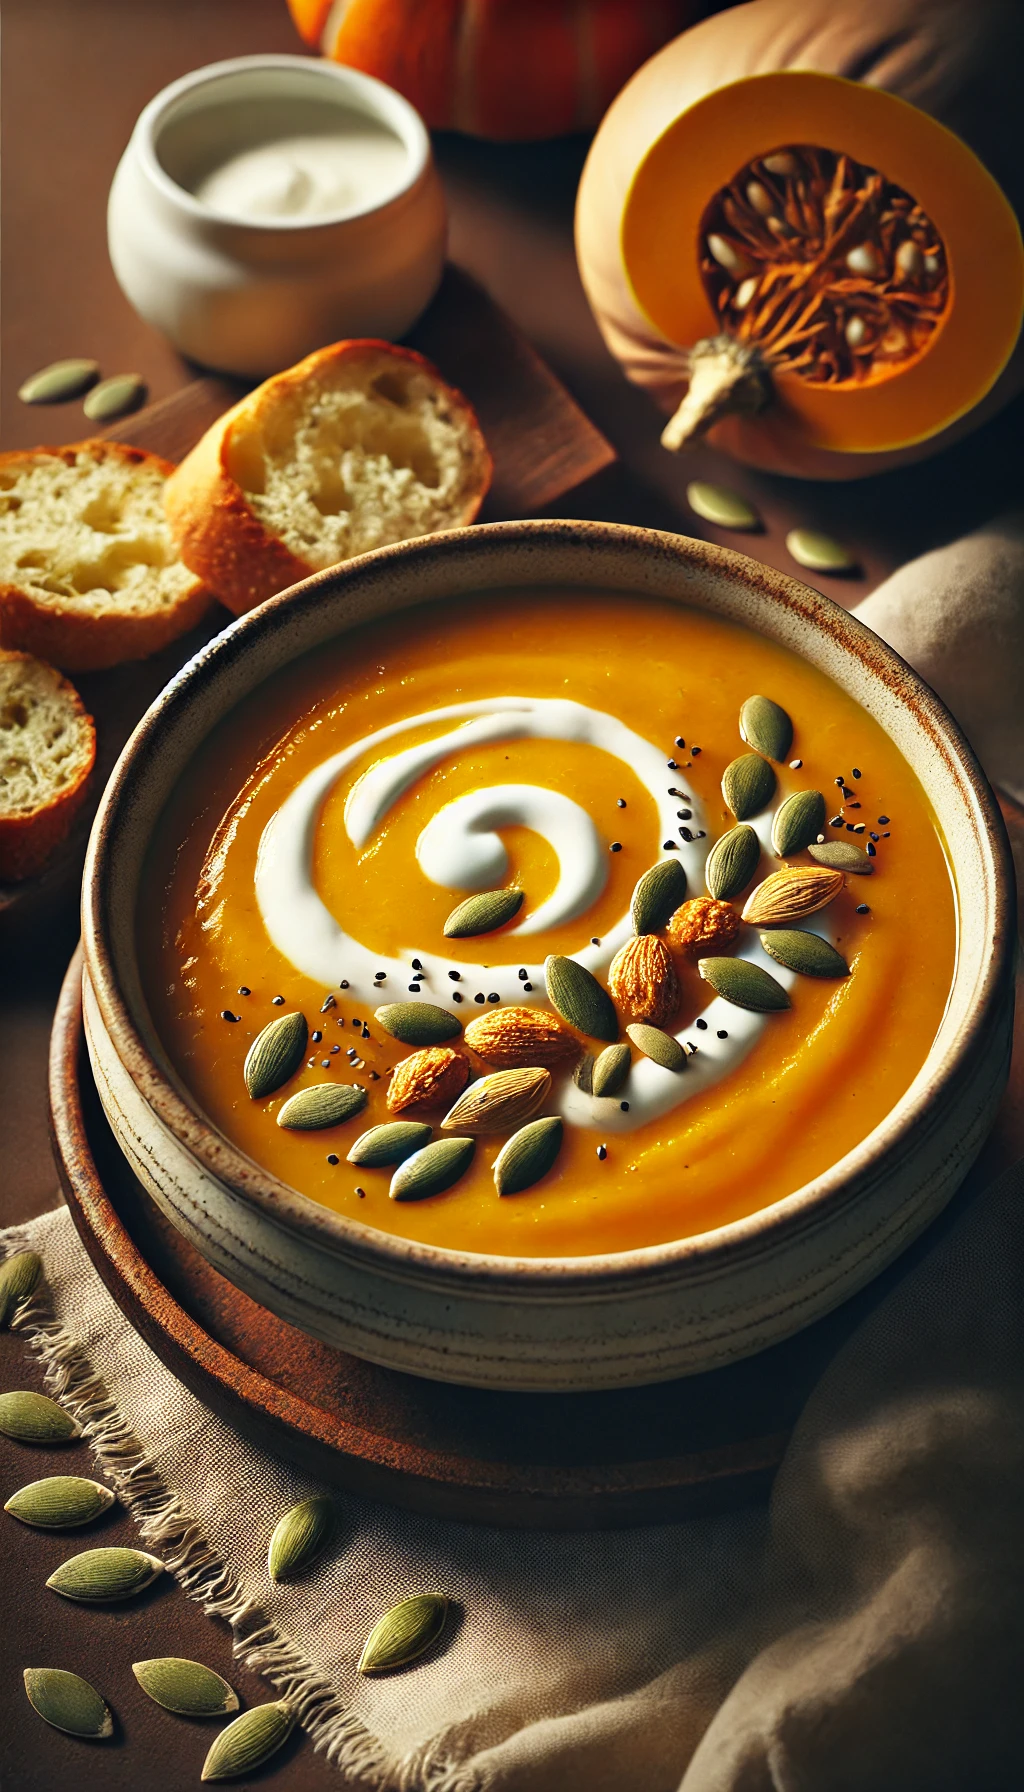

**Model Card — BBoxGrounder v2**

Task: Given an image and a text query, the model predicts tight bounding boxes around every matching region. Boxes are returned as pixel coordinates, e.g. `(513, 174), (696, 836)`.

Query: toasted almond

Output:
(464, 1005), (578, 1067)
(386, 1047), (469, 1113)
(607, 935), (679, 1027)
(740, 866), (844, 926)
(440, 1067), (550, 1135)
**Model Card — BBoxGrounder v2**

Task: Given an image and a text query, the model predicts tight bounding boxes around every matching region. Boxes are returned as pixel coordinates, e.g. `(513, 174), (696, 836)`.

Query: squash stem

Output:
(661, 335), (772, 451)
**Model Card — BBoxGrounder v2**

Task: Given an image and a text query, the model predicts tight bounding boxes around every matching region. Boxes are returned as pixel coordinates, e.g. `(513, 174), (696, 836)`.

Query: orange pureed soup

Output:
(141, 590), (956, 1258)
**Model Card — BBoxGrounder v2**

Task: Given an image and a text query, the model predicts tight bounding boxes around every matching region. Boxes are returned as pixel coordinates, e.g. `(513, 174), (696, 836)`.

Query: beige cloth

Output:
(6, 1156), (1024, 1790)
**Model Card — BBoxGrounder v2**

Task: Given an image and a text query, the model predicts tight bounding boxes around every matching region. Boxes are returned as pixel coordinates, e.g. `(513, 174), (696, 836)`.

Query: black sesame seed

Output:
(237, 986), (250, 997)
(452, 991), (463, 1003)
(523, 982), (533, 992)
(696, 1017), (708, 1030)
(339, 980), (350, 990)
(668, 787), (683, 797)
(866, 842), (876, 857)
(696, 830), (706, 839)
(717, 1029), (729, 1040)
(856, 903), (870, 915)
(408, 984), (419, 992)
(374, 972), (386, 982)
(852, 768), (861, 779)
(321, 1059), (331, 1069)
(357, 1188), (366, 1197)
(883, 832), (890, 839)
(592, 937), (600, 946)
(835, 776), (845, 787)
(272, 995), (284, 1005)
(411, 958), (422, 971)
(870, 832), (880, 841)
(368, 1070), (380, 1080)
(326, 1154), (339, 1165)
(853, 824), (866, 834)
(617, 797), (627, 808)
(686, 1042), (698, 1055)
(675, 736), (685, 748)
(311, 1030), (322, 1043)
(830, 814), (844, 827)
(610, 841), (622, 852)
(846, 801), (861, 810)
(449, 970), (462, 981)
(221, 1010), (239, 1022)
(518, 967), (528, 980)
(846, 823), (857, 832)
(488, 992), (500, 1002)
(663, 840), (677, 850)
(597, 1144), (608, 1160)
(667, 759), (678, 769)
(878, 815), (890, 825)
(321, 994), (336, 1012)
(677, 809), (692, 821)
(475, 993), (485, 1004)
(691, 745), (702, 755)
(620, 1101), (630, 1112)
(361, 1026), (370, 1039)
(680, 827), (694, 842)
(352, 1018), (361, 1028)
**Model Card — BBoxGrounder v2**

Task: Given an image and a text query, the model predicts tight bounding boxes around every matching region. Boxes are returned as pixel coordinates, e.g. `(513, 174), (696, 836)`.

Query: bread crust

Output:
(163, 340), (492, 616)
(0, 650), (96, 882)
(0, 439), (214, 672)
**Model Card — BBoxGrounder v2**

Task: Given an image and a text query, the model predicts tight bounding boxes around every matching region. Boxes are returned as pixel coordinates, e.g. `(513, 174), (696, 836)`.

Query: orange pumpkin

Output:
(576, 0), (1024, 479)
(287, 0), (706, 141)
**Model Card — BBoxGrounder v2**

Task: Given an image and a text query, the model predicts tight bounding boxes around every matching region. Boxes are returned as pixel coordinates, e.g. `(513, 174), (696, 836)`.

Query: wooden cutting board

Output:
(0, 265), (615, 927)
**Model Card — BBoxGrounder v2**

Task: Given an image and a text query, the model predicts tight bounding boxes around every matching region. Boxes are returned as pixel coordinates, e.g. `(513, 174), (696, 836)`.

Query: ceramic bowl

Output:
(108, 55), (446, 377)
(81, 522), (1015, 1392)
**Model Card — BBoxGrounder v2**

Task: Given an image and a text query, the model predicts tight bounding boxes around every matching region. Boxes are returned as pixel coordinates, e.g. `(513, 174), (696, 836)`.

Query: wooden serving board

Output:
(0, 265), (615, 928)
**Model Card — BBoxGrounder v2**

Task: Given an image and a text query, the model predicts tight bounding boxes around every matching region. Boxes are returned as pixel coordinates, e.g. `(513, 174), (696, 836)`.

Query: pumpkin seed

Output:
(23, 1668), (113, 1738)
(786, 529), (856, 574)
(686, 481), (760, 530)
(741, 865), (844, 925)
(762, 150), (799, 176)
(441, 1066), (550, 1135)
(359, 1593), (449, 1674)
(268, 1495), (335, 1583)
(244, 1012), (307, 1100)
(0, 1389), (77, 1444)
(18, 358), (100, 405)
(698, 956), (790, 1011)
(771, 789), (826, 856)
(494, 1116), (564, 1195)
(390, 1136), (475, 1202)
(591, 1042), (631, 1098)
(132, 1658), (238, 1717)
(808, 840), (874, 874)
(346, 1120), (432, 1167)
(760, 930), (849, 977)
(374, 1002), (462, 1046)
(573, 1053), (594, 1094)
(5, 1475), (115, 1529)
(739, 695), (793, 762)
(443, 888), (523, 937)
(705, 824), (760, 900)
(82, 372), (147, 422)
(46, 1545), (164, 1602)
(630, 858), (687, 934)
(544, 955), (618, 1040)
(201, 1701), (295, 1781)
(722, 752), (776, 820)
(625, 1023), (687, 1071)
(0, 1250), (42, 1326)
(276, 1082), (366, 1130)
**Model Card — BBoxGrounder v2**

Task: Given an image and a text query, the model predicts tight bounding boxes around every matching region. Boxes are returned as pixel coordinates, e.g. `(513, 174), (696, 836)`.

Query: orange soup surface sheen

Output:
(141, 591), (956, 1258)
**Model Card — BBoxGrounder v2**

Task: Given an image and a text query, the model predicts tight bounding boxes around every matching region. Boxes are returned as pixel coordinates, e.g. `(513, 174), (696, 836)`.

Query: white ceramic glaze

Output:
(107, 56), (447, 376)
(81, 523), (1015, 1392)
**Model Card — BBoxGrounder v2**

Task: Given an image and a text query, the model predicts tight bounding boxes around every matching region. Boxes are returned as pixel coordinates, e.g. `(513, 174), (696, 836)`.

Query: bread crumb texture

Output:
(225, 348), (488, 568)
(0, 655), (93, 819)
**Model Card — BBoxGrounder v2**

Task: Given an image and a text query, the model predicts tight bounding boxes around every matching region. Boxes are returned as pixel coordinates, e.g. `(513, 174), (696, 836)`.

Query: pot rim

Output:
(82, 519), (1015, 1295)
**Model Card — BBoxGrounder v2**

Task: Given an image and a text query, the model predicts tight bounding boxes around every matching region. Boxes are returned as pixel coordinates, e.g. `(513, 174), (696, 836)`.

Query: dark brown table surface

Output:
(2, 3), (1022, 1787)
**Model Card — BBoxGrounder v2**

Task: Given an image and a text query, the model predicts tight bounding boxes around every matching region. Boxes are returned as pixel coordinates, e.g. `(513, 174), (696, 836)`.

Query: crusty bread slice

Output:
(0, 650), (95, 882)
(0, 440), (213, 672)
(164, 340), (492, 615)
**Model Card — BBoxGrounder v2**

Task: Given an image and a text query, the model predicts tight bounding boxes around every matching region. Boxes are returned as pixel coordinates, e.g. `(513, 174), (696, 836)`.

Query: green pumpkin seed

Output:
(573, 1053), (594, 1094)
(132, 1658), (238, 1717)
(244, 1012), (308, 1100)
(359, 1593), (449, 1674)
(544, 955), (618, 1041)
(201, 1701), (295, 1781)
(630, 857), (687, 934)
(346, 1120), (432, 1167)
(739, 695), (793, 762)
(625, 1024), (686, 1071)
(0, 1250), (42, 1326)
(443, 888), (523, 937)
(494, 1116), (564, 1195)
(0, 1390), (77, 1444)
(23, 1668), (113, 1738)
(5, 1475), (115, 1529)
(698, 956), (790, 1012)
(46, 1545), (164, 1602)
(591, 1042), (631, 1098)
(374, 1002), (462, 1046)
(808, 841), (874, 874)
(760, 930), (849, 977)
(705, 824), (760, 900)
(771, 789), (826, 857)
(786, 528), (856, 574)
(722, 752), (776, 820)
(686, 481), (760, 530)
(82, 372), (147, 422)
(390, 1136), (475, 1202)
(276, 1082), (366, 1130)
(18, 358), (100, 405)
(267, 1495), (335, 1582)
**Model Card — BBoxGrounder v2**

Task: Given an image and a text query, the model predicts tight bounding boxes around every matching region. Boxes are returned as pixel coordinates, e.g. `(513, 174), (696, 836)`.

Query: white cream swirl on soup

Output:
(254, 696), (824, 1132)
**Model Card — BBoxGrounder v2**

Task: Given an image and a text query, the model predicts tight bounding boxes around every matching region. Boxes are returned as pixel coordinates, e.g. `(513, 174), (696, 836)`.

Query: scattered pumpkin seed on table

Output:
(244, 1011), (308, 1099)
(686, 481), (760, 530)
(276, 1083), (366, 1130)
(760, 930), (850, 978)
(494, 1116), (564, 1195)
(46, 1544), (164, 1602)
(0, 1250), (42, 1326)
(359, 1593), (450, 1674)
(267, 1495), (335, 1582)
(390, 1137), (476, 1202)
(698, 957), (790, 1012)
(722, 751), (776, 820)
(347, 1120), (432, 1167)
(18, 358), (99, 405)
(5, 1475), (115, 1529)
(630, 857), (687, 934)
(545, 953), (618, 1040)
(23, 1667), (113, 1738)
(374, 1001), (462, 1046)
(786, 529), (857, 574)
(82, 372), (147, 422)
(705, 824), (760, 900)
(0, 1389), (78, 1444)
(443, 887), (523, 937)
(201, 1700), (296, 1781)
(739, 695), (793, 762)
(132, 1658), (238, 1717)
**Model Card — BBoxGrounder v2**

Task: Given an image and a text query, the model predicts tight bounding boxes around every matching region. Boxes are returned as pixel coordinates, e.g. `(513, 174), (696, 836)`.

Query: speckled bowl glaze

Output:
(81, 522), (1015, 1392)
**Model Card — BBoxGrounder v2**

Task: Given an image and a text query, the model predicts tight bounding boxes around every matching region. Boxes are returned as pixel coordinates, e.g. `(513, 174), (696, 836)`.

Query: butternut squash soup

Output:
(140, 590), (956, 1258)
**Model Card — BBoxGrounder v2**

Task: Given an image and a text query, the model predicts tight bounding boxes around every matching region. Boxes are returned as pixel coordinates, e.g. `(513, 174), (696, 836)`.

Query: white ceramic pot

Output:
(107, 55), (447, 377)
(81, 523), (1015, 1392)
